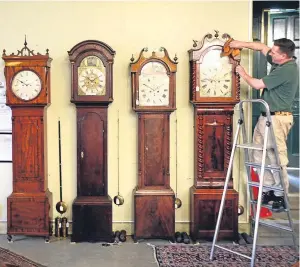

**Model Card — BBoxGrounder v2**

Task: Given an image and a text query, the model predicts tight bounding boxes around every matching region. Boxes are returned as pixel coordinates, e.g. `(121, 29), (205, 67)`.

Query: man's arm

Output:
(230, 41), (270, 56)
(236, 65), (266, 90)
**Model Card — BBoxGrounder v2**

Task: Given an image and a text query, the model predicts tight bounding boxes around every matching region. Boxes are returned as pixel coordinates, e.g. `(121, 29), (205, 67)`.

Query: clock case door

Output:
(68, 40), (115, 243)
(68, 40), (115, 104)
(188, 32), (239, 241)
(188, 33), (240, 105)
(2, 44), (52, 239)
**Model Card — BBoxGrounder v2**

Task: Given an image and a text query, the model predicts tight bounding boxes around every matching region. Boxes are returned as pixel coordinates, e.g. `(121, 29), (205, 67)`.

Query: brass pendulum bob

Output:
(113, 195), (124, 206)
(114, 111), (124, 207)
(174, 117), (182, 210)
(238, 204), (245, 216)
(175, 197), (182, 209)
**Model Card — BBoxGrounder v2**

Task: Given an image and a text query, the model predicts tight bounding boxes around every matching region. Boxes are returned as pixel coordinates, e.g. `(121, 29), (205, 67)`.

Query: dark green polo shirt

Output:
(261, 50), (299, 112)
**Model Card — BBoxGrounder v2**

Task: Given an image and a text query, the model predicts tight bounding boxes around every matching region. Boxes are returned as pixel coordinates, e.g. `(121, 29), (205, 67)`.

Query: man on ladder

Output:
(210, 38), (298, 267)
(230, 38), (298, 211)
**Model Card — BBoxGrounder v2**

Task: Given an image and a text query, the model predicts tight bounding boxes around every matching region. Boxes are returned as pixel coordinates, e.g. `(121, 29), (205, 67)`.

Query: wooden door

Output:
(252, 8), (299, 167)
(269, 12), (299, 167)
(77, 108), (107, 196)
(12, 109), (45, 193)
(138, 113), (170, 189)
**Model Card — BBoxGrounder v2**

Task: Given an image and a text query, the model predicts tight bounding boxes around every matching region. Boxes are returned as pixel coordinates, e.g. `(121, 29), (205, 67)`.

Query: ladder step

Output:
(245, 162), (281, 171)
(248, 181), (284, 192)
(250, 200), (288, 212)
(258, 220), (294, 232)
(236, 143), (263, 150)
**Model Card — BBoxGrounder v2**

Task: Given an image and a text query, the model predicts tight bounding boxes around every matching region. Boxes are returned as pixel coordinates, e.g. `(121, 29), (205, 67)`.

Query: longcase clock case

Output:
(130, 48), (177, 241)
(68, 40), (115, 242)
(188, 32), (240, 240)
(2, 41), (52, 242)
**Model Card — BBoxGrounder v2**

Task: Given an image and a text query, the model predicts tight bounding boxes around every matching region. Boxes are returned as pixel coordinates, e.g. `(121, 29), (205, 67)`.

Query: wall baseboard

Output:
(0, 221), (251, 236)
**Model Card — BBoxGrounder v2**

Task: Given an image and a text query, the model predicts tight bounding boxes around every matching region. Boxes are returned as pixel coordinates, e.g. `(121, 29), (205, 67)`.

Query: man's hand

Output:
(235, 65), (246, 77)
(229, 40), (244, 49)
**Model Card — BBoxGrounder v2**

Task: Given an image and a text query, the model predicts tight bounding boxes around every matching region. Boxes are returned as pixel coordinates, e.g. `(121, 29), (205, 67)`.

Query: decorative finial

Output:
(174, 54), (178, 62)
(46, 48), (49, 55)
(214, 30), (219, 38)
(130, 54), (134, 62)
(2, 49), (6, 56)
(24, 35), (27, 47)
(192, 40), (198, 47)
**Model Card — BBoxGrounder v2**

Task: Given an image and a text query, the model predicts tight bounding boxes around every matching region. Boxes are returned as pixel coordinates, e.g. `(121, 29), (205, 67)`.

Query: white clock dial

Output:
(12, 70), (42, 101)
(78, 56), (106, 96)
(199, 49), (232, 97)
(138, 62), (169, 106)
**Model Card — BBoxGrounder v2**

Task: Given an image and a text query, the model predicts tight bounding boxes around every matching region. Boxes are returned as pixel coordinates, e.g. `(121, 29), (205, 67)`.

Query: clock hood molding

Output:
(188, 30), (241, 63)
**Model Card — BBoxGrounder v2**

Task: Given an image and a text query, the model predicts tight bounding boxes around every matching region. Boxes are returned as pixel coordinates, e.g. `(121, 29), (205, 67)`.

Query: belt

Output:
(261, 111), (292, 116)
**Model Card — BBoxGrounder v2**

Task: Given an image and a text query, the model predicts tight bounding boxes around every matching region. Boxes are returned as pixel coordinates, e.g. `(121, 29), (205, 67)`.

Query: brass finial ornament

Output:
(113, 110), (124, 206)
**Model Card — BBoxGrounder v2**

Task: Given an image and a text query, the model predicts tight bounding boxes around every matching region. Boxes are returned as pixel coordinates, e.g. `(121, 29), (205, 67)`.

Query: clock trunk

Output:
(134, 113), (175, 240)
(7, 107), (52, 240)
(71, 106), (112, 242)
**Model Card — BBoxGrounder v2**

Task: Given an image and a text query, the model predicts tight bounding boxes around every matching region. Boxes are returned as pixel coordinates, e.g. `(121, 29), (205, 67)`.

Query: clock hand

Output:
(143, 84), (154, 91)
(17, 79), (28, 86)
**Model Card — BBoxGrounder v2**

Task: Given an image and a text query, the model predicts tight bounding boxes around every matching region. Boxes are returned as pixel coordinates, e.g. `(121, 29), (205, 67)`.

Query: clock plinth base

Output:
(133, 187), (175, 241)
(7, 191), (52, 238)
(71, 196), (113, 243)
(189, 187), (238, 241)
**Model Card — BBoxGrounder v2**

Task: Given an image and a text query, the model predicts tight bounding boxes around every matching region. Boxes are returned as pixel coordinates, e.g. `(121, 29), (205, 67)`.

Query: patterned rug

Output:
(154, 244), (299, 267)
(0, 247), (45, 267)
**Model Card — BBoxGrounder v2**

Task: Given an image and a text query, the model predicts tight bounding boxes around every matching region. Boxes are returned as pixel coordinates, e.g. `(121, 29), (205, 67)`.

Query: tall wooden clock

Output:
(188, 31), (240, 240)
(2, 39), (52, 242)
(68, 40), (115, 242)
(130, 47), (177, 241)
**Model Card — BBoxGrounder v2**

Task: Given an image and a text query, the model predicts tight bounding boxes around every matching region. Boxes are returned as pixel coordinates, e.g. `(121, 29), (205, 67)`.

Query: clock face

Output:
(199, 49), (232, 97)
(78, 56), (106, 96)
(12, 70), (42, 101)
(138, 61), (169, 106)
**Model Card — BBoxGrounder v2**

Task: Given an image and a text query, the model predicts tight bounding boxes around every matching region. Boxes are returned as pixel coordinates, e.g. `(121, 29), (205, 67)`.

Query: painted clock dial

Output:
(138, 61), (169, 106)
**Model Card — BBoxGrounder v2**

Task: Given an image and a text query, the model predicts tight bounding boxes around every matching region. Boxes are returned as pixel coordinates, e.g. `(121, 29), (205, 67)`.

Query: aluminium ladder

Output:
(210, 99), (297, 267)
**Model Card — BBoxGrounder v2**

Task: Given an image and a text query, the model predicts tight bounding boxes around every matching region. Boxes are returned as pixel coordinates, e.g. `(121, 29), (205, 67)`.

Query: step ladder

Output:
(210, 99), (297, 267)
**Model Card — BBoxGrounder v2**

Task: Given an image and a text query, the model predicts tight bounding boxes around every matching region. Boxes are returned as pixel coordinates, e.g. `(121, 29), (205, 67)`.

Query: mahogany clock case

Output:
(188, 32), (240, 241)
(130, 48), (177, 241)
(68, 40), (115, 243)
(2, 42), (53, 240)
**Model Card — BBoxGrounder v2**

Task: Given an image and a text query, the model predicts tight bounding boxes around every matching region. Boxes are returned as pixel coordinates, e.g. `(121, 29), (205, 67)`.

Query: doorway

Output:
(252, 1), (299, 195)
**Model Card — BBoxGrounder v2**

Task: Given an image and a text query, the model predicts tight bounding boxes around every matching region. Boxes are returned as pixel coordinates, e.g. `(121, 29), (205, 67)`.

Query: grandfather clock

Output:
(2, 39), (52, 242)
(68, 40), (115, 242)
(188, 31), (240, 240)
(130, 48), (177, 241)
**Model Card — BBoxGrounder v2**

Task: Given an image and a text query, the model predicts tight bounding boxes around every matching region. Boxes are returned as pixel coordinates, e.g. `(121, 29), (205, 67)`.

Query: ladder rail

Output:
(210, 99), (297, 267)
(209, 118), (242, 260)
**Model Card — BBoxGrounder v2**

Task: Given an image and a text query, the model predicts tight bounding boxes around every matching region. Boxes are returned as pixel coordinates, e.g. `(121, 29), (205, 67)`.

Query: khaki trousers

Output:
(252, 115), (293, 196)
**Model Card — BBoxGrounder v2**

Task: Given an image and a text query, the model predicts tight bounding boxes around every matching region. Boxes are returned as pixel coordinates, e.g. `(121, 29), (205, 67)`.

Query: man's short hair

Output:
(274, 38), (296, 58)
